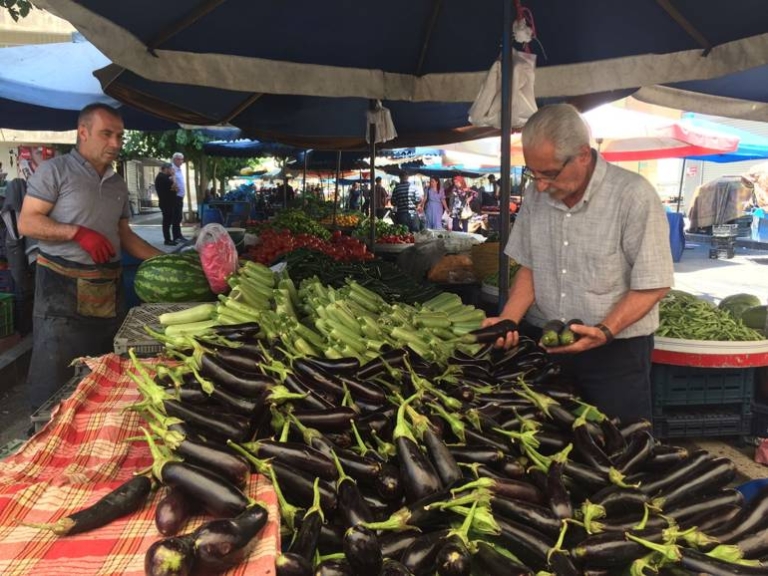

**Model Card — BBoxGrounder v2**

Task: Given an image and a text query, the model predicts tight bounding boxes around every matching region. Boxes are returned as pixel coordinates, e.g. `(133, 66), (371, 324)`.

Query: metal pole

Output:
(676, 158), (686, 213)
(332, 151), (341, 226)
(302, 150), (309, 197)
(497, 0), (514, 311)
(368, 116), (377, 251)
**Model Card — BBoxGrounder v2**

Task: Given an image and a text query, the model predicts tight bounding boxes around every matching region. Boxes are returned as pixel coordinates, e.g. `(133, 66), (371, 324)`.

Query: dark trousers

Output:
(452, 217), (469, 232)
(394, 211), (419, 232)
(520, 323), (653, 424)
(26, 255), (125, 411)
(158, 195), (175, 242)
(172, 195), (184, 240)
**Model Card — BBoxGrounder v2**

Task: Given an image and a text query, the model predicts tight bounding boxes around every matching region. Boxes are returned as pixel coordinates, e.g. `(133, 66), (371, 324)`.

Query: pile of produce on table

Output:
(482, 261), (522, 288)
(355, 218), (415, 244)
(244, 229), (373, 266)
(657, 290), (764, 341)
(246, 209), (331, 240)
(111, 263), (768, 575)
(318, 213), (362, 228)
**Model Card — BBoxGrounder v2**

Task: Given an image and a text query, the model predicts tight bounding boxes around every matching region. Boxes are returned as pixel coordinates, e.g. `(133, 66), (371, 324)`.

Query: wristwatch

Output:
(594, 323), (614, 344)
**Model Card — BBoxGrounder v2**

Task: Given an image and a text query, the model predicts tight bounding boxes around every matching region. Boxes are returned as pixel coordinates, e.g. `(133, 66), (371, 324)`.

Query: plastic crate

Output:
(0, 293), (13, 337)
(113, 302), (205, 356)
(29, 371), (85, 433)
(654, 408), (752, 439)
(712, 223), (738, 237)
(752, 402), (768, 437)
(652, 364), (754, 410)
(709, 246), (735, 259)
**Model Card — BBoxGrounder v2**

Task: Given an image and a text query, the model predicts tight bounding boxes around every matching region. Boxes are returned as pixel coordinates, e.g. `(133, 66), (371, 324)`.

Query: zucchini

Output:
(541, 320), (565, 347)
(159, 303), (216, 326)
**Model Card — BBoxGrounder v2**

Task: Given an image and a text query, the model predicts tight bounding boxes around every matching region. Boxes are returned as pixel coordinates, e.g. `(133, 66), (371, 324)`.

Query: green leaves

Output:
(1, 0), (33, 21)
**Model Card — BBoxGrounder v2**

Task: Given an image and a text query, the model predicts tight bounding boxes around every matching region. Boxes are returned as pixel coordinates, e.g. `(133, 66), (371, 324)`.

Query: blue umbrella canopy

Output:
(681, 114), (768, 162)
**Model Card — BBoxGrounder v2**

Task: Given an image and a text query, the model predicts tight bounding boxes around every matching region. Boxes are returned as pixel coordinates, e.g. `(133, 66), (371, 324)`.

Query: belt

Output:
(37, 253), (122, 280)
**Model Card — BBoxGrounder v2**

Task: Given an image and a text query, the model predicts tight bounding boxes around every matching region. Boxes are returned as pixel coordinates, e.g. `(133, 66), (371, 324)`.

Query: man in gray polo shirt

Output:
(484, 103), (674, 423)
(18, 103), (162, 412)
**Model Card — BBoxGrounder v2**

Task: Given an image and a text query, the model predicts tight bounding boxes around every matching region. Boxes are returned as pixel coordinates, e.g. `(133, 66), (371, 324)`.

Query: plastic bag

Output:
(195, 223), (238, 294)
(468, 49), (538, 130)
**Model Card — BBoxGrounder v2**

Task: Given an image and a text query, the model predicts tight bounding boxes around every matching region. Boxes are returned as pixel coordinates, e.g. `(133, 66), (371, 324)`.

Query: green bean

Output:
(657, 293), (763, 341)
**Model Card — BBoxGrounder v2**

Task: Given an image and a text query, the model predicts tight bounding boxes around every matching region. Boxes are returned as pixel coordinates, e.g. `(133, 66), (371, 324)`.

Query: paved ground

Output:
(1, 213), (767, 478)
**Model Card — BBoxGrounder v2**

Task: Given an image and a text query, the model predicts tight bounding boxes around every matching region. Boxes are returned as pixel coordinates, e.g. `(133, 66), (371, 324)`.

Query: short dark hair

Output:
(78, 102), (122, 127)
(161, 162), (173, 169)
(375, 176), (382, 182)
(398, 170), (408, 179)
(488, 174), (496, 181)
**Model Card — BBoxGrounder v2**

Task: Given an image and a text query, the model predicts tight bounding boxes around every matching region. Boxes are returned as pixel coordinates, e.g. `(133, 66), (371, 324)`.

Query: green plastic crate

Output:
(0, 293), (13, 337)
(654, 408), (752, 439)
(652, 364), (754, 412)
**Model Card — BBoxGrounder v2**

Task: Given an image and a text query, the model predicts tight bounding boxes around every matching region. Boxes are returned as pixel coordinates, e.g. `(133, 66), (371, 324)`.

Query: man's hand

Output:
(73, 226), (115, 264)
(481, 316), (519, 349)
(541, 323), (610, 354)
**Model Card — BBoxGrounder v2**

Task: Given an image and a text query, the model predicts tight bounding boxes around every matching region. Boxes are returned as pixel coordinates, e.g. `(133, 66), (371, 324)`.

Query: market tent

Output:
(36, 1), (768, 106)
(680, 114), (768, 163)
(0, 38), (175, 131)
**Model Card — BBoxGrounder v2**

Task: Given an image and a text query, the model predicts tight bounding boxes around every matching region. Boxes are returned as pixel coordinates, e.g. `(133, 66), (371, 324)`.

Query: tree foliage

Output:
(1, 0), (33, 21)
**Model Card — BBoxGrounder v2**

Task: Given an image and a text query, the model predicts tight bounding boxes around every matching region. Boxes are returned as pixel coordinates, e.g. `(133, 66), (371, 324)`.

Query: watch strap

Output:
(594, 323), (614, 344)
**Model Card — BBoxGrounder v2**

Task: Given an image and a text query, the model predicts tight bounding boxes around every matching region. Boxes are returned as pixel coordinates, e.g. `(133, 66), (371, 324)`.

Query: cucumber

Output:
(559, 318), (584, 346)
(541, 319), (565, 347)
(158, 303), (217, 326)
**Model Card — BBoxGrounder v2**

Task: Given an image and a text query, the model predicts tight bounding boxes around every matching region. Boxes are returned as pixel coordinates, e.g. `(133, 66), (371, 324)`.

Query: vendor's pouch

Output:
(76, 277), (118, 318)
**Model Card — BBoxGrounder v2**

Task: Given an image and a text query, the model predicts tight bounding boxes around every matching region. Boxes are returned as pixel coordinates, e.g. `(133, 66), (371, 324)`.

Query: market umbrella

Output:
(35, 0), (768, 108)
(680, 114), (768, 163)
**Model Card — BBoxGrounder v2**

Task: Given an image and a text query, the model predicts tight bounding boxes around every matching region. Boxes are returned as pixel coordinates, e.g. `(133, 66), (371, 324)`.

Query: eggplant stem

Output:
(547, 520), (570, 562)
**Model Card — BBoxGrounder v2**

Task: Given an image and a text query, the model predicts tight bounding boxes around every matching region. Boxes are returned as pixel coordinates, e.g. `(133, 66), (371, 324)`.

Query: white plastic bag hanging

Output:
(468, 49), (538, 130)
(366, 100), (398, 144)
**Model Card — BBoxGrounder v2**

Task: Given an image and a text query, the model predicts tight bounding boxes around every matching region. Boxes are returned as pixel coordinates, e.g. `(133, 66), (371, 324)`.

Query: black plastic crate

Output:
(654, 408), (752, 439)
(752, 402), (768, 437)
(652, 364), (754, 410)
(708, 246), (735, 259)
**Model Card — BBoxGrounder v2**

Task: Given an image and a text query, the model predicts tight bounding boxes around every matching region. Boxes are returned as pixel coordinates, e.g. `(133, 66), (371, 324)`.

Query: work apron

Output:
(26, 253), (126, 411)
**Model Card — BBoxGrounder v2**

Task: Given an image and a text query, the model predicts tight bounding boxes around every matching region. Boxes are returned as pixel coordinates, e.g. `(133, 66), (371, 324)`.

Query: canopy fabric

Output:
(36, 0), (768, 106)
(679, 114), (768, 162)
(0, 40), (176, 131)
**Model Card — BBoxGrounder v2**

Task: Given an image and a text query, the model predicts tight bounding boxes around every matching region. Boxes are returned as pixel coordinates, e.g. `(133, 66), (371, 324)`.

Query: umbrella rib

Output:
(146, 0), (230, 55)
(222, 94), (264, 124)
(654, 0), (712, 54)
(415, 0), (443, 76)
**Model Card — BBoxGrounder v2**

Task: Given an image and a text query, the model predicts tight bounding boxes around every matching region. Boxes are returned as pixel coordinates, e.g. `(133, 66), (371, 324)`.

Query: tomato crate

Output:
(652, 363), (754, 412)
(0, 293), (13, 338)
(752, 402), (768, 437)
(113, 302), (205, 356)
(653, 408), (752, 439)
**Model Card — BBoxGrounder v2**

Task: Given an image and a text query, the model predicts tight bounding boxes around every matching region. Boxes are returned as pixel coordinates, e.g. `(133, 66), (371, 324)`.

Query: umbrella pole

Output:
(498, 0), (514, 312)
(333, 151), (341, 226)
(368, 110), (377, 251)
(676, 158), (686, 213)
(302, 150), (308, 196)
(282, 158), (288, 209)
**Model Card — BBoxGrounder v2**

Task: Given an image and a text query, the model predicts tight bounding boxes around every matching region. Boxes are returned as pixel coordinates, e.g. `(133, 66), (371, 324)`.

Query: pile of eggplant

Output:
(129, 320), (768, 576)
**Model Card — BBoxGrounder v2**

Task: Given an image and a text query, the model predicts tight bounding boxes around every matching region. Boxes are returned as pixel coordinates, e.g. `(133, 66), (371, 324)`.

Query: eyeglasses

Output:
(522, 156), (573, 182)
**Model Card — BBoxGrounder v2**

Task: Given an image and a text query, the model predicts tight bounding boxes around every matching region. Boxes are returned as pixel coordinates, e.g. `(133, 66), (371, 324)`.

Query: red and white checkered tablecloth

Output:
(0, 353), (279, 576)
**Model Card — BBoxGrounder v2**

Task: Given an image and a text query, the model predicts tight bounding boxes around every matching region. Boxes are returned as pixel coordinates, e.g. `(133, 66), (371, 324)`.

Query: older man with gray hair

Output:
(483, 103), (674, 423)
(171, 151), (187, 242)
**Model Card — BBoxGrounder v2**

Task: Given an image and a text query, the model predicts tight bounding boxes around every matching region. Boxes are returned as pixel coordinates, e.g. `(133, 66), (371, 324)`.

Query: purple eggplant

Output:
(144, 535), (196, 576)
(200, 352), (275, 397)
(276, 552), (313, 576)
(192, 502), (269, 572)
(313, 559), (354, 576)
(435, 538), (471, 576)
(155, 486), (196, 536)
(243, 439), (337, 481)
(380, 558), (416, 575)
(343, 525), (382, 574)
(400, 528), (451, 575)
(472, 541), (533, 575)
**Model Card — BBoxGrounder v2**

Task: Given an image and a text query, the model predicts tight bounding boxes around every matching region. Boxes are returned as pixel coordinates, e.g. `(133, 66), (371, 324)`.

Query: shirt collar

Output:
(70, 149), (116, 181)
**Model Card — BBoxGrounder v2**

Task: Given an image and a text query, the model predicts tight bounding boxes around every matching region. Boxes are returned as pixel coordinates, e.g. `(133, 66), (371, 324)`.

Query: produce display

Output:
(245, 228), (373, 266)
(319, 213), (361, 228)
(657, 290), (764, 341)
(482, 261), (522, 287)
(355, 218), (415, 244)
(283, 249), (443, 305)
(105, 264), (768, 575)
(247, 209), (331, 240)
(134, 252), (217, 303)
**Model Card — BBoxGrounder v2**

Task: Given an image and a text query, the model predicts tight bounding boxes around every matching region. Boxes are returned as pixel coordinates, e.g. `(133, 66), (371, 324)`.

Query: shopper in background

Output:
(348, 181), (362, 211)
(448, 175), (475, 232)
(171, 152), (187, 243)
(418, 175), (448, 230)
(391, 170), (420, 232)
(18, 103), (162, 413)
(154, 163), (177, 246)
(482, 103), (674, 423)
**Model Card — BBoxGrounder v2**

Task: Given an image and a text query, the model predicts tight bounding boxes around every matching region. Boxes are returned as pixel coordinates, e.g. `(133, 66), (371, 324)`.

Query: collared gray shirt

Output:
(25, 149), (130, 265)
(505, 152), (674, 339)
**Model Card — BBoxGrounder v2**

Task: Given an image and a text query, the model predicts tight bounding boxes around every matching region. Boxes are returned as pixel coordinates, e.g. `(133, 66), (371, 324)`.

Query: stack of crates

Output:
(0, 269), (32, 336)
(651, 363), (754, 439)
(709, 224), (738, 259)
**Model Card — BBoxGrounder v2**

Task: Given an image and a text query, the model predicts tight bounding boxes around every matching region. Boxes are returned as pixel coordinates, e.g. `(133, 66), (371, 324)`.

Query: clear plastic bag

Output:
(195, 223), (238, 294)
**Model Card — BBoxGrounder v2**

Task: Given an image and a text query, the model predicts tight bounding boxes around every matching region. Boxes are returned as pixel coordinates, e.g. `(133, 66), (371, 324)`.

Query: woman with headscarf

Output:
(418, 175), (448, 229)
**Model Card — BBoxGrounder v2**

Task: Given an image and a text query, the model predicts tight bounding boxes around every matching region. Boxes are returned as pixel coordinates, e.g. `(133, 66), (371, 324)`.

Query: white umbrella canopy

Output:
(441, 105), (740, 164)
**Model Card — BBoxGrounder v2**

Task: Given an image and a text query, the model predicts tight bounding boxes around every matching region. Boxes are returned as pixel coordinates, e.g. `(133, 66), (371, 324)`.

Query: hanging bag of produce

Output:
(195, 223), (239, 294)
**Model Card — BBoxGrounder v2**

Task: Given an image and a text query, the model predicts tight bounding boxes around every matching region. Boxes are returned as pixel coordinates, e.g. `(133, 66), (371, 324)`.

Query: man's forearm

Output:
(602, 287), (670, 336)
(18, 212), (78, 242)
(499, 266), (535, 323)
(120, 229), (162, 260)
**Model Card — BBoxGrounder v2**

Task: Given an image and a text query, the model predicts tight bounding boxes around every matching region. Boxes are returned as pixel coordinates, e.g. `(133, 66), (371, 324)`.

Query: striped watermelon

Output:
(133, 252), (217, 303)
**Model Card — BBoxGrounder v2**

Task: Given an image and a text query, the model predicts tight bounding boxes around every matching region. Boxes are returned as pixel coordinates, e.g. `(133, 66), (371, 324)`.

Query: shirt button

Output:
(561, 292), (566, 297)
(562, 269), (567, 274)
(566, 213), (572, 218)
(563, 241), (569, 246)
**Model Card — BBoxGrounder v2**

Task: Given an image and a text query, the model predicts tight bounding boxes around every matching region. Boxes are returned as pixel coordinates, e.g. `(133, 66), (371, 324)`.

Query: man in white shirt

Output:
(171, 152), (187, 242)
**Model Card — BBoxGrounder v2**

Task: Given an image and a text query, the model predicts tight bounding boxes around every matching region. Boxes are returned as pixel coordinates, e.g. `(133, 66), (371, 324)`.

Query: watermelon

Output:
(133, 252), (217, 303)
(718, 293), (762, 320)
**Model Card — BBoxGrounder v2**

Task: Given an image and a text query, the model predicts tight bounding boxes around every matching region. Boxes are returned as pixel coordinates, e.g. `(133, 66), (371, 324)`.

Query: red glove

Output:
(73, 226), (115, 264)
